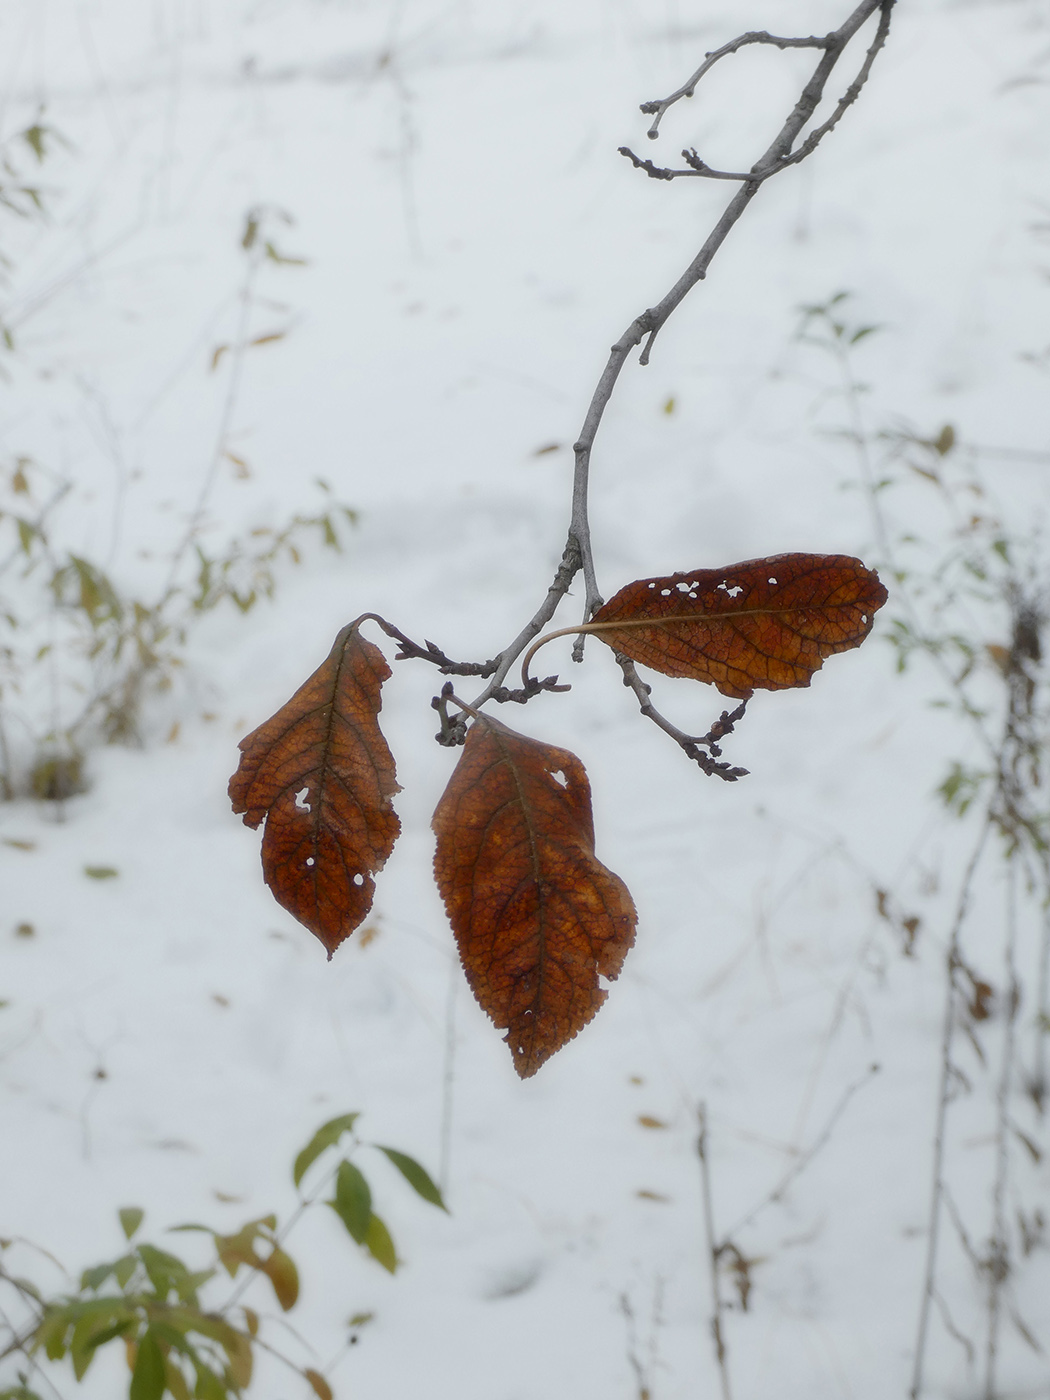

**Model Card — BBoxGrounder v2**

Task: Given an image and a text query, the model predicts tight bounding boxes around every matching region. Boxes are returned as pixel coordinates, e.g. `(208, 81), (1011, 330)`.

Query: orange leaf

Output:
(589, 553), (887, 699)
(432, 716), (637, 1078)
(229, 624), (401, 957)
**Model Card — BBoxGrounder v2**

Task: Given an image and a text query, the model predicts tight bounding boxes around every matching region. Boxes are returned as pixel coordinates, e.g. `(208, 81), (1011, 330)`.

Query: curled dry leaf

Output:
(590, 552), (888, 699)
(432, 715), (637, 1078)
(229, 623), (400, 957)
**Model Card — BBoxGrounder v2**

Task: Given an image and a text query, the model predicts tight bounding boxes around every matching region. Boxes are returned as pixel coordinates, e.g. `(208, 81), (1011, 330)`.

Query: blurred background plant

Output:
(0, 137), (356, 802)
(0, 1114), (445, 1400)
(796, 292), (1050, 1397)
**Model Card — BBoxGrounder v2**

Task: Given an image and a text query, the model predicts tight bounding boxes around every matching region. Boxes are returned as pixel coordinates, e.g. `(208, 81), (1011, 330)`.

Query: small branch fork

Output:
(360, 0), (894, 777)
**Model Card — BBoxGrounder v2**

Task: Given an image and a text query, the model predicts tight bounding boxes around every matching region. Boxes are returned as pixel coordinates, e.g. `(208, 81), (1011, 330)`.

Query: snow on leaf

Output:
(589, 552), (888, 699)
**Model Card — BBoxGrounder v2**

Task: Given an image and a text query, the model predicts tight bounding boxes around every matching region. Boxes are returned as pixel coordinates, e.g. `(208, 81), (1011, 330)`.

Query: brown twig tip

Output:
(619, 147), (675, 180)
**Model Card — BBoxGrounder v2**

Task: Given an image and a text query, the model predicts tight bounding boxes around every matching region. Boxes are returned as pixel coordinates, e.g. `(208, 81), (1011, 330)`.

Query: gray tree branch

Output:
(455, 1), (897, 766)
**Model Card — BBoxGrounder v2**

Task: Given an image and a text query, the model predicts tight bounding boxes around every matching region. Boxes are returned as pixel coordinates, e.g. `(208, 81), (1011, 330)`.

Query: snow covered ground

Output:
(2, 1), (1050, 1396)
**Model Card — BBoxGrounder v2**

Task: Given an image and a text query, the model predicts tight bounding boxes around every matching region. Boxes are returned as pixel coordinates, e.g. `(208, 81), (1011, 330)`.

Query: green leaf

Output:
(293, 1113), (360, 1187)
(364, 1214), (397, 1274)
(115, 1254), (138, 1289)
(130, 1329), (166, 1400)
(36, 1310), (73, 1360)
(69, 1302), (138, 1377)
(138, 1243), (191, 1300)
(82, 1318), (137, 1352)
(22, 124), (47, 162)
(374, 1146), (447, 1211)
(80, 1263), (114, 1291)
(120, 1208), (145, 1240)
(164, 1358), (193, 1400)
(328, 1161), (372, 1244)
(219, 1326), (253, 1390)
(16, 518), (36, 554)
(84, 866), (119, 880)
(261, 1247), (298, 1311)
(263, 240), (307, 266)
(191, 1358), (226, 1400)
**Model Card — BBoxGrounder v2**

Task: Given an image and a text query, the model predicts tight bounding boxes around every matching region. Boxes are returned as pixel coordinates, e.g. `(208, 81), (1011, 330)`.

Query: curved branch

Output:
(641, 31), (834, 140)
(457, 0), (895, 748)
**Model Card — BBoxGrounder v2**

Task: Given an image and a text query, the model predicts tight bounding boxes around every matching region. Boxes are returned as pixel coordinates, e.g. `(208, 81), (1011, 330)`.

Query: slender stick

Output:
(984, 863), (1019, 1398)
(697, 1104), (733, 1400)
(438, 955), (458, 1198)
(910, 817), (993, 1400)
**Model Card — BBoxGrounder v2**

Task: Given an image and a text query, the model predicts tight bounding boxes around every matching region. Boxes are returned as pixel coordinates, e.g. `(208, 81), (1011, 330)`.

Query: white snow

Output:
(2, 1), (1050, 1397)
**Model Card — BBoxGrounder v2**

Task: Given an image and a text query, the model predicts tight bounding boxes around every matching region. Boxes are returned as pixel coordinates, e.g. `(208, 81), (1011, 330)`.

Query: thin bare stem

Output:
(722, 1062), (880, 1240)
(641, 32), (833, 140)
(438, 954), (458, 1198)
(985, 863), (1020, 1399)
(1033, 901), (1050, 1116)
(161, 241), (261, 603)
(697, 1105), (733, 1400)
(910, 816), (994, 1400)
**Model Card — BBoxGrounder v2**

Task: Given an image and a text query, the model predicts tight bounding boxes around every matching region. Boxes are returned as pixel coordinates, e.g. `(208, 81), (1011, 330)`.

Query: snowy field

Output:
(2, 1), (1050, 1397)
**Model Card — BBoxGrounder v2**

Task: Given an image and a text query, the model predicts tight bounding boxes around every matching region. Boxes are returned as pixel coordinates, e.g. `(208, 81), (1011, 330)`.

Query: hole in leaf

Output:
(549, 769), (568, 788)
(353, 873), (364, 886)
(294, 786), (312, 812)
(660, 588), (671, 596)
(598, 974), (612, 991)
(306, 857), (315, 867)
(768, 577), (777, 584)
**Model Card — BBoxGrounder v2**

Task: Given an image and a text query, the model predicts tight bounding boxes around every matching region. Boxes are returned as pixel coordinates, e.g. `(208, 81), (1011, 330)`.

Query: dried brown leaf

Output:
(229, 624), (400, 957)
(432, 716), (636, 1078)
(590, 552), (887, 699)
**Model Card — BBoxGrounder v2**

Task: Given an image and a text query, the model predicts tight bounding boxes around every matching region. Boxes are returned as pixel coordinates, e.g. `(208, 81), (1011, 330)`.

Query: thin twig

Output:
(569, 0), (891, 646)
(453, 0), (895, 722)
(615, 658), (749, 780)
(933, 1288), (976, 1368)
(640, 31), (833, 140)
(362, 613), (499, 678)
(910, 815), (994, 1400)
(722, 1063), (880, 1241)
(985, 863), (1020, 1398)
(696, 1105), (733, 1400)
(161, 234), (261, 603)
(439, 954), (458, 1198)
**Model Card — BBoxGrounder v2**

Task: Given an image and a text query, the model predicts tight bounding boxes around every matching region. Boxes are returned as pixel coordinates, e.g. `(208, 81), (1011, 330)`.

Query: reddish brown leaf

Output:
(229, 624), (400, 957)
(432, 715), (637, 1079)
(589, 552), (887, 699)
